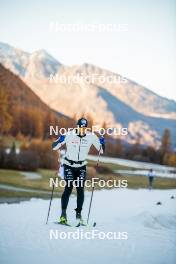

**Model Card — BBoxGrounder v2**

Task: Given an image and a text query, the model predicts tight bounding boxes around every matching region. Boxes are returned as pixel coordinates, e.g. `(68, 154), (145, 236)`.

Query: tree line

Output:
(0, 86), (176, 170)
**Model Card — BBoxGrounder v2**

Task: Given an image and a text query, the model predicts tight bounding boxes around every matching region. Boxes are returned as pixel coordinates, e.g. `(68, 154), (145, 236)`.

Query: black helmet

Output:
(77, 118), (88, 127)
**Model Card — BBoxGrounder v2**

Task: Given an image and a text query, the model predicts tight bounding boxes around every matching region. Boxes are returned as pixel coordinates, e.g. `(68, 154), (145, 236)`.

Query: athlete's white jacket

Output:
(52, 131), (103, 167)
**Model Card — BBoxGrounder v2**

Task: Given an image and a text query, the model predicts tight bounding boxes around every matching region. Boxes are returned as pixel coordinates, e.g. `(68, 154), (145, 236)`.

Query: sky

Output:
(0, 0), (176, 100)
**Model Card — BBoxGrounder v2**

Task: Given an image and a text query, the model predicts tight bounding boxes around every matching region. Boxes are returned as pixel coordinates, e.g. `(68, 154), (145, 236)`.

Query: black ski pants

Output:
(61, 164), (86, 212)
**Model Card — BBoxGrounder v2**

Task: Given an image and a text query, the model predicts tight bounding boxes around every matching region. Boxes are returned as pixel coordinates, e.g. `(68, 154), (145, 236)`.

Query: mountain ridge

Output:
(0, 41), (176, 147)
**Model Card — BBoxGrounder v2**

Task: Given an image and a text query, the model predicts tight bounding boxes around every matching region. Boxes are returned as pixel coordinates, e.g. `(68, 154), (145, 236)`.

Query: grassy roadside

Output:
(88, 159), (135, 171)
(87, 160), (176, 189)
(0, 162), (176, 203)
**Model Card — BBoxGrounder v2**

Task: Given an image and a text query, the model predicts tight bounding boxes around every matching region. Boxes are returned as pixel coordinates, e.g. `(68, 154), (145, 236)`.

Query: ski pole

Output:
(87, 185), (94, 225)
(46, 173), (57, 224)
(87, 147), (101, 224)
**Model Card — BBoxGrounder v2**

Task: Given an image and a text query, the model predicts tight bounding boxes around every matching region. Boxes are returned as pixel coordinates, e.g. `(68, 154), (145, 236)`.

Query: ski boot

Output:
(59, 209), (68, 225)
(75, 208), (84, 226)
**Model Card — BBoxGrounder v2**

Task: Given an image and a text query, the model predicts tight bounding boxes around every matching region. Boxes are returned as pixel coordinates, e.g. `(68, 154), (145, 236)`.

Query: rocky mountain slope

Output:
(0, 42), (175, 147)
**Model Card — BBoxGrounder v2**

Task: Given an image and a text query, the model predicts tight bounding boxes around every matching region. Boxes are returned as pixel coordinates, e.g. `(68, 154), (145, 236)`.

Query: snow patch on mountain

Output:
(0, 42), (61, 78)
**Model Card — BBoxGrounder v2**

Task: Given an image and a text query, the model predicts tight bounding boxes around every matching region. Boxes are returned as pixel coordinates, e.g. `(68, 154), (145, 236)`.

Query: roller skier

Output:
(52, 118), (105, 225)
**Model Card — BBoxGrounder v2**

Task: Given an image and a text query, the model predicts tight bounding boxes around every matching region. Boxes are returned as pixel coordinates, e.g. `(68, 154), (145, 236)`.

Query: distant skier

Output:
(52, 118), (105, 225)
(148, 168), (155, 190)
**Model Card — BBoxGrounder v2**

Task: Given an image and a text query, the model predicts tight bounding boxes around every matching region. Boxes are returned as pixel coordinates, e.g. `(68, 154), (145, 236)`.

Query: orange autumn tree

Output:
(0, 87), (12, 135)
